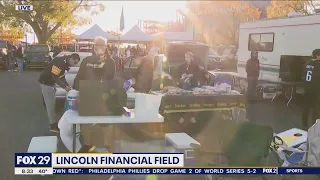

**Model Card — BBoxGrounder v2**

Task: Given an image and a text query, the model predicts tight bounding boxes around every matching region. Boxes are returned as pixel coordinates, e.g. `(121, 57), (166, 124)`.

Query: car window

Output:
(26, 45), (49, 52)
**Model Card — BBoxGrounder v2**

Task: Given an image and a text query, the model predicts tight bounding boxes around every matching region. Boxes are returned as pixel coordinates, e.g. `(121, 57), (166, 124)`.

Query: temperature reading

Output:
(15, 168), (52, 175)
(39, 169), (48, 174)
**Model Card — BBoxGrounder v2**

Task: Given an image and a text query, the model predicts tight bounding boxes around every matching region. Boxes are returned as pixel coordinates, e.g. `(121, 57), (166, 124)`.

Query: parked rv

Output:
(237, 13), (320, 83)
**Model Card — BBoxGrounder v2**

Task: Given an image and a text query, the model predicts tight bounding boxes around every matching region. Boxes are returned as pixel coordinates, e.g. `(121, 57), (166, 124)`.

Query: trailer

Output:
(237, 13), (320, 83)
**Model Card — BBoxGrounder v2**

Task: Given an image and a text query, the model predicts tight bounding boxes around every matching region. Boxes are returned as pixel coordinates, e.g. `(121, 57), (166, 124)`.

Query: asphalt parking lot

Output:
(0, 70), (309, 180)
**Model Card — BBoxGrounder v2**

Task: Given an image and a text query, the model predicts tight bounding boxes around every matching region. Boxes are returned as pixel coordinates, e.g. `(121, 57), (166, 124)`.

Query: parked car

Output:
(207, 48), (223, 70)
(55, 52), (92, 101)
(0, 40), (14, 70)
(221, 47), (238, 70)
(24, 44), (53, 68)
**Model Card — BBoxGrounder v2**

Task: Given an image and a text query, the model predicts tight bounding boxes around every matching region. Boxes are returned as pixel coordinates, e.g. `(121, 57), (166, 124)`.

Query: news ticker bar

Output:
(14, 167), (320, 175)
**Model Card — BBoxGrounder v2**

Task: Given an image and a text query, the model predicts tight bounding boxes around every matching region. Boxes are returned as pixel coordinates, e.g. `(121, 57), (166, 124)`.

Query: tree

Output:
(215, 1), (261, 45)
(48, 28), (75, 45)
(0, 27), (24, 43)
(186, 1), (261, 46)
(0, 0), (104, 44)
(266, 0), (318, 18)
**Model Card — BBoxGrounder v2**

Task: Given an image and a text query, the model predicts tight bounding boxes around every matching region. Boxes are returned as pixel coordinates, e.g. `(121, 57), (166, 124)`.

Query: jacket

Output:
(133, 55), (154, 93)
(38, 55), (70, 88)
(304, 59), (320, 94)
(246, 58), (260, 77)
(177, 61), (201, 88)
(73, 55), (116, 90)
(15, 47), (23, 59)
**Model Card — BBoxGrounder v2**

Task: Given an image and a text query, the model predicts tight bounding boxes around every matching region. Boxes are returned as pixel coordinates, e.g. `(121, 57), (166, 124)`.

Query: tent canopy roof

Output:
(120, 25), (154, 42)
(75, 24), (118, 41)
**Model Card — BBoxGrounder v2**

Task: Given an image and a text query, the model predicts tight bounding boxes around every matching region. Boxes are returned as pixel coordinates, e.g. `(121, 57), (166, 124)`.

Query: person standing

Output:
(73, 36), (116, 90)
(39, 53), (80, 132)
(70, 36), (116, 152)
(302, 49), (320, 130)
(15, 44), (24, 73)
(126, 45), (131, 58)
(246, 51), (260, 101)
(245, 51), (260, 122)
(7, 43), (16, 71)
(148, 42), (160, 57)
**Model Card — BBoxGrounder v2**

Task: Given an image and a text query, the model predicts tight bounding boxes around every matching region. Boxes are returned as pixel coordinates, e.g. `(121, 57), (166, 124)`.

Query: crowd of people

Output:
(3, 43), (24, 73)
(38, 36), (206, 152)
(37, 32), (320, 153)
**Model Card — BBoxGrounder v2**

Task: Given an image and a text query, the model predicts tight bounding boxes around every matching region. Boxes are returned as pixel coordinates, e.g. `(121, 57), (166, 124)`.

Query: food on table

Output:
(152, 86), (241, 96)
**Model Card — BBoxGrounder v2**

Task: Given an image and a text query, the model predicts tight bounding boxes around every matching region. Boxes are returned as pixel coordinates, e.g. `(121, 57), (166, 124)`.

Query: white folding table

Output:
(66, 109), (164, 152)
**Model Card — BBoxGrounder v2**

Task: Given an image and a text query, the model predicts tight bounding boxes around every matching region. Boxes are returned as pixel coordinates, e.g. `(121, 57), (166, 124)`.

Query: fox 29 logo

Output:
(15, 153), (52, 167)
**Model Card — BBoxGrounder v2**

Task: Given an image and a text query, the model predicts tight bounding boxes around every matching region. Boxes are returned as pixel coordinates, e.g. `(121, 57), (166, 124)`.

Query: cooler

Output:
(165, 133), (200, 166)
(257, 84), (277, 100)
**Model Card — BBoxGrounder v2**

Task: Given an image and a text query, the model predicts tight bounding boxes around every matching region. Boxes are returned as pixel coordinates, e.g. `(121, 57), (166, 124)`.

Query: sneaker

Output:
(178, 117), (185, 123)
(49, 123), (59, 133)
(190, 117), (197, 123)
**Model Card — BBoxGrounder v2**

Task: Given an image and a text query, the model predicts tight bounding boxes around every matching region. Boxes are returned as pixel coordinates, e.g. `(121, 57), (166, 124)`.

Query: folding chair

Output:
(271, 120), (320, 180)
(190, 120), (274, 180)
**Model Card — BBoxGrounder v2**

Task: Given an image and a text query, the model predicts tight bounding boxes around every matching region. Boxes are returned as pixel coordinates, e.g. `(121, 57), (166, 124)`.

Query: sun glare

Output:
(73, 1), (186, 34)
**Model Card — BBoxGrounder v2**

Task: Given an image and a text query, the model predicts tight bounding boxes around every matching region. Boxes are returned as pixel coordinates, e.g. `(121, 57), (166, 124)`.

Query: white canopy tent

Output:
(120, 25), (154, 43)
(75, 24), (118, 41)
(153, 32), (193, 42)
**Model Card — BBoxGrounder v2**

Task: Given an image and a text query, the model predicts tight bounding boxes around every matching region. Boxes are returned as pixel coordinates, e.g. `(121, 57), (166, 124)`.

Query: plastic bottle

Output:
(65, 89), (79, 111)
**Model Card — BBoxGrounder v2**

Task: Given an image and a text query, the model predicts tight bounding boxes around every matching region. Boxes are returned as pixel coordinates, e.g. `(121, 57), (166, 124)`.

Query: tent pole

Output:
(117, 28), (120, 57)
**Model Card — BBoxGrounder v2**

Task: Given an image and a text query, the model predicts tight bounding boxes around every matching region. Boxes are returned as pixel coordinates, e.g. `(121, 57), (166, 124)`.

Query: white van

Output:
(237, 13), (320, 83)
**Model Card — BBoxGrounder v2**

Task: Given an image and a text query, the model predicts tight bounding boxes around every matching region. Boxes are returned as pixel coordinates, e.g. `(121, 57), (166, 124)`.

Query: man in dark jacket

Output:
(39, 53), (80, 132)
(245, 51), (260, 122)
(246, 51), (260, 101)
(15, 44), (24, 73)
(73, 36), (116, 90)
(302, 49), (320, 130)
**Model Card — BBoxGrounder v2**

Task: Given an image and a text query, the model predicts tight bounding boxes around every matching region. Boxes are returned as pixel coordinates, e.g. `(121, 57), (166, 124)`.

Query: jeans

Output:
(16, 58), (23, 72)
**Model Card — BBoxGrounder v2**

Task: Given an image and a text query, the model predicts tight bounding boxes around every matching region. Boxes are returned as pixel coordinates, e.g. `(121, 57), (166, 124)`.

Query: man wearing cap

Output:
(39, 53), (80, 132)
